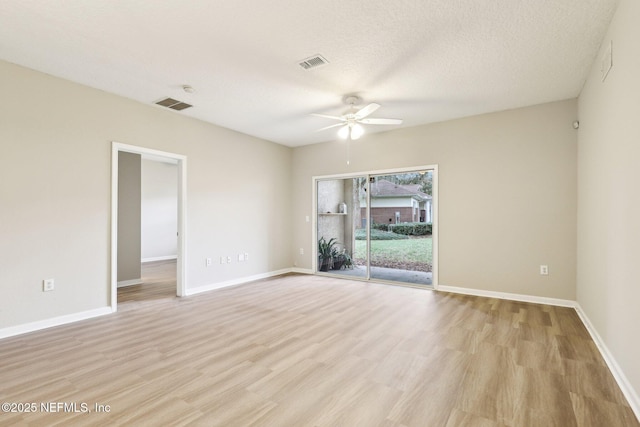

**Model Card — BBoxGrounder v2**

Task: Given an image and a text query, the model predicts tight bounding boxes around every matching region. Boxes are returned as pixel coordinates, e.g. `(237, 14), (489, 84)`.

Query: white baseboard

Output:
(142, 255), (177, 263)
(437, 284), (577, 307)
(185, 268), (294, 296)
(574, 304), (640, 420)
(117, 278), (143, 288)
(1, 269), (295, 340)
(0, 307), (113, 340)
(290, 267), (314, 274)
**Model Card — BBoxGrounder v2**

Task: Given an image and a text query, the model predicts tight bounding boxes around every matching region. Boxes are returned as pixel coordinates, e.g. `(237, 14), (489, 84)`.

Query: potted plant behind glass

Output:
(331, 248), (354, 270)
(318, 237), (337, 271)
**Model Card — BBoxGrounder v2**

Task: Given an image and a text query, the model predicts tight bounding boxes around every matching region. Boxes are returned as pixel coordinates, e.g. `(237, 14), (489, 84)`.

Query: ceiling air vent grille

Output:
(299, 54), (329, 70)
(155, 97), (193, 111)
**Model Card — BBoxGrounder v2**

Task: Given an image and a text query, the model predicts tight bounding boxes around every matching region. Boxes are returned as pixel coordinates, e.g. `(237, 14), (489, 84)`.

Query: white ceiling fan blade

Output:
(354, 103), (380, 119)
(311, 113), (345, 121)
(315, 122), (346, 132)
(360, 118), (403, 125)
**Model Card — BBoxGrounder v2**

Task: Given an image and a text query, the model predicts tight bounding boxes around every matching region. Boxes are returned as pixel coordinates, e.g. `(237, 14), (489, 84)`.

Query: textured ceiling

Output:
(0, 0), (618, 147)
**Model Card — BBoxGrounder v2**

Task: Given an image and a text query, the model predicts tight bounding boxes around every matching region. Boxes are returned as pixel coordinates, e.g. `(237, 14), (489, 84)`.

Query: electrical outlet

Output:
(43, 279), (55, 292)
(244, 252), (249, 261)
(220, 256), (225, 264)
(238, 253), (244, 262)
(206, 258), (212, 266)
(227, 256), (232, 263)
(540, 265), (549, 275)
(299, 248), (304, 255)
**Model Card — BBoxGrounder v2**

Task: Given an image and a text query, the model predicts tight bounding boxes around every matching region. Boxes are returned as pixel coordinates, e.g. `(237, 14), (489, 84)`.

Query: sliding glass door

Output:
(316, 167), (435, 288)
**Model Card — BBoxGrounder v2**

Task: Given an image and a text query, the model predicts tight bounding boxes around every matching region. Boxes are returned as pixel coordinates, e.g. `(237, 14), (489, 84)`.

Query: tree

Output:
(419, 171), (432, 195)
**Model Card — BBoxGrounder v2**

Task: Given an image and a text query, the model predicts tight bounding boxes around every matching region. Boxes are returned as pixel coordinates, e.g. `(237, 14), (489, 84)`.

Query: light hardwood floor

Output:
(117, 260), (177, 305)
(1, 262), (638, 426)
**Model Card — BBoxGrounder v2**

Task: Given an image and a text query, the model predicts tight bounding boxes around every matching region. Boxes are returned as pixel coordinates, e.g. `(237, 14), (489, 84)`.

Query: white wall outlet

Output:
(43, 279), (55, 292)
(244, 252), (249, 261)
(299, 248), (304, 255)
(305, 215), (310, 222)
(238, 253), (244, 262)
(227, 256), (232, 263)
(206, 258), (212, 266)
(220, 256), (225, 264)
(540, 265), (549, 275)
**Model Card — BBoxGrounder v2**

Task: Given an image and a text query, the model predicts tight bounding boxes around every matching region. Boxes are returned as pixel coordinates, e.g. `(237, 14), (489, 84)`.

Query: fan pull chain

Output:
(346, 139), (350, 165)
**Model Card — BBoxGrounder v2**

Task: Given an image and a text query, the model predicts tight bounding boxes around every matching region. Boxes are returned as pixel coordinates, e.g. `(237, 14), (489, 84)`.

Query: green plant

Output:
(389, 222), (432, 236)
(371, 223), (389, 231)
(342, 250), (353, 269)
(331, 248), (354, 270)
(318, 237), (338, 271)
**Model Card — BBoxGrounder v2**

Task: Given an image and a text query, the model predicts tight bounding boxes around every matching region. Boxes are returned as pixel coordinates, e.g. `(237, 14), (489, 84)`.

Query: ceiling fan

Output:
(312, 96), (403, 140)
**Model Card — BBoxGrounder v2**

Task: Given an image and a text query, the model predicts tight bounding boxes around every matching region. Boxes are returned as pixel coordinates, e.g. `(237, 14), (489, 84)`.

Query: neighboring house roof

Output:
(369, 179), (432, 201)
(400, 183), (431, 200)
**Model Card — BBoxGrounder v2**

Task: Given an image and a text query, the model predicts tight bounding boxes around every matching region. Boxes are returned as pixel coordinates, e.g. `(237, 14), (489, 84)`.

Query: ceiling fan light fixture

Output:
(350, 123), (364, 140)
(313, 97), (401, 141)
(338, 125), (350, 140)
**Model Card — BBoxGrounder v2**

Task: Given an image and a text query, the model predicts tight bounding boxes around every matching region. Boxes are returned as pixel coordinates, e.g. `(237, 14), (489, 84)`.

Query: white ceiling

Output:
(0, 0), (618, 147)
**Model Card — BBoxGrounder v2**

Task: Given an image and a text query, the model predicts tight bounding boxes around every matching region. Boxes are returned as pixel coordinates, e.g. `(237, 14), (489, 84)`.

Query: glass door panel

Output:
(368, 171), (433, 286)
(316, 177), (367, 278)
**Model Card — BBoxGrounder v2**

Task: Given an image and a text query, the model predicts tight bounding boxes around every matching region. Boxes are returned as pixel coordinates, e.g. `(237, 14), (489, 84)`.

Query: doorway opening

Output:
(110, 142), (187, 311)
(314, 165), (437, 288)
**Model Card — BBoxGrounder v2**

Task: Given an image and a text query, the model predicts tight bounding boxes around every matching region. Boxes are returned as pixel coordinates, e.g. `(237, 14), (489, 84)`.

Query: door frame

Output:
(312, 164), (438, 289)
(110, 142), (187, 311)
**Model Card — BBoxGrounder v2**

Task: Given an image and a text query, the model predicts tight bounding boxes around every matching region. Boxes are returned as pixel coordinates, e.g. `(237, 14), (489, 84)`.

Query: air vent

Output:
(155, 97), (193, 111)
(299, 54), (329, 70)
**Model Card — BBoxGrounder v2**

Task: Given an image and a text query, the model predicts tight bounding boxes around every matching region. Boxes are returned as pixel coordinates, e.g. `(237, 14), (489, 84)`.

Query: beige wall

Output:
(0, 60), (291, 329)
(117, 151), (141, 282)
(292, 99), (578, 299)
(577, 0), (640, 404)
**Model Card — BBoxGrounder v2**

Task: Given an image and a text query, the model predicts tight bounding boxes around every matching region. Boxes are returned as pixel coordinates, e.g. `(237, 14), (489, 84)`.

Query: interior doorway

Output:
(110, 142), (187, 311)
(314, 165), (438, 288)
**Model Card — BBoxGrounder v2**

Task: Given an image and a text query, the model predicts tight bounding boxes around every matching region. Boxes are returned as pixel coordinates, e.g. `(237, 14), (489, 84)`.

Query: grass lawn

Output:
(354, 236), (433, 272)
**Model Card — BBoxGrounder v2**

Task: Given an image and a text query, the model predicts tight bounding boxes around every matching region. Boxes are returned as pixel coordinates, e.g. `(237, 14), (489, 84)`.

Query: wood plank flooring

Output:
(117, 260), (177, 304)
(1, 264), (637, 426)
